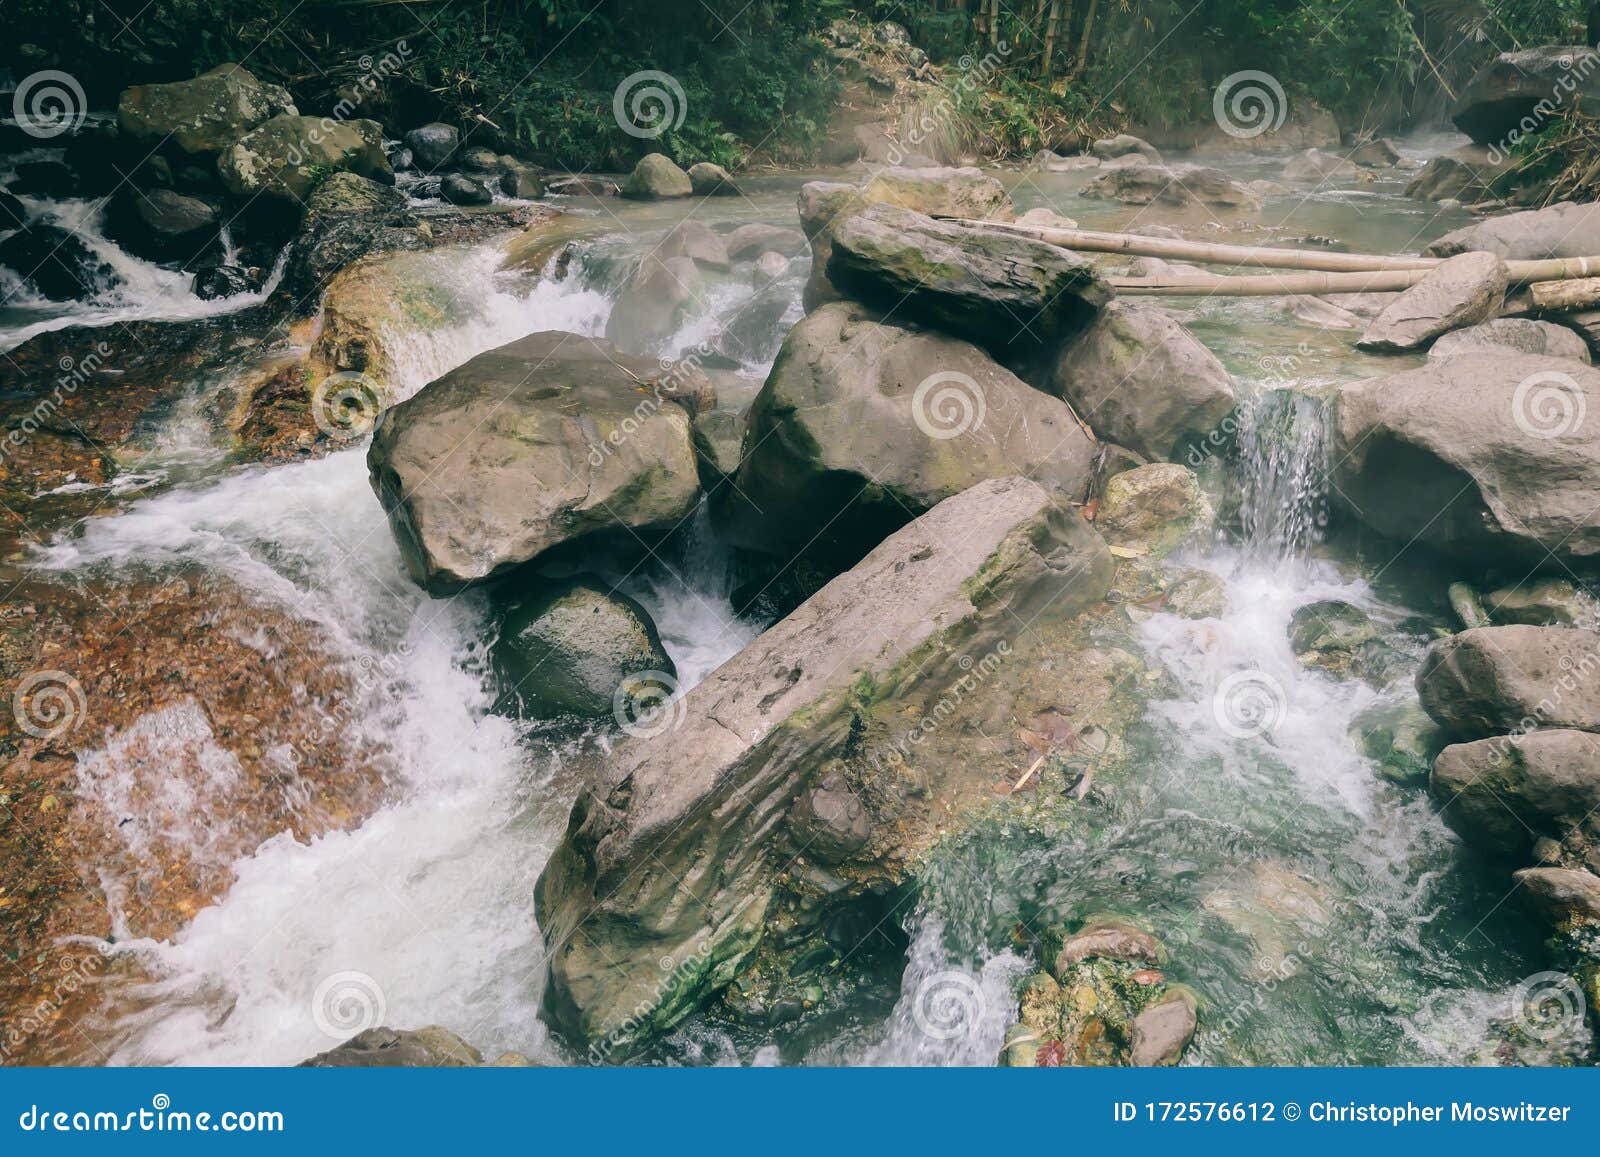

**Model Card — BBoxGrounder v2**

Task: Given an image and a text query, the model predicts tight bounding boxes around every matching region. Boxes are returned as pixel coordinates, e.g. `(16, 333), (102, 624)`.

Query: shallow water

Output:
(14, 136), (1570, 1066)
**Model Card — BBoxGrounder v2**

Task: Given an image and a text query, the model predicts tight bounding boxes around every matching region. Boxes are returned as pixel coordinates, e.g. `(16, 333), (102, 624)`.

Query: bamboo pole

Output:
(1113, 259), (1600, 296)
(943, 217), (1440, 271)
(941, 217), (1600, 287)
(1530, 277), (1600, 311)
(1071, 0), (1099, 79)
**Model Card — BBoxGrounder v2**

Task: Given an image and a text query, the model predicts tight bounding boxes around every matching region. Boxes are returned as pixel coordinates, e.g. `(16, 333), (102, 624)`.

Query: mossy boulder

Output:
(726, 302), (1098, 565)
(623, 153), (693, 199)
(118, 64), (296, 156)
(1288, 599), (1378, 676)
(1350, 697), (1443, 786)
(1094, 464), (1212, 559)
(493, 578), (674, 719)
(218, 114), (392, 203)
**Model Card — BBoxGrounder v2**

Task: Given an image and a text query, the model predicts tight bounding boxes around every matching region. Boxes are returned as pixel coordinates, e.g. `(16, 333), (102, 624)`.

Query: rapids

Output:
(6, 140), (1570, 1067)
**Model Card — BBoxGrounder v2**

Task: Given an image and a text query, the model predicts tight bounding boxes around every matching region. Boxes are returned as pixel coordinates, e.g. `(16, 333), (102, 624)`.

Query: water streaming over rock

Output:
(15, 157), (1555, 1067)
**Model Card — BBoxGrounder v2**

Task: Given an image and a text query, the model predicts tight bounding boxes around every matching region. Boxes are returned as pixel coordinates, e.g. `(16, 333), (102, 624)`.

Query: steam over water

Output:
(17, 157), (1557, 1066)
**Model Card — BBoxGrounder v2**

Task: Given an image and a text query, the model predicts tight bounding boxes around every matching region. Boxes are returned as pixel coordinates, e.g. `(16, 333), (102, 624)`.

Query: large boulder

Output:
(493, 578), (673, 719)
(1092, 134), (1162, 162)
(1356, 252), (1508, 353)
(1331, 355), (1600, 567)
(727, 303), (1099, 563)
(218, 114), (392, 203)
(798, 167), (1011, 311)
(826, 203), (1109, 354)
(0, 224), (119, 302)
(688, 162), (738, 196)
(536, 476), (1115, 1055)
(1417, 626), (1600, 739)
(1432, 730), (1600, 862)
(117, 63), (296, 155)
(104, 187), (220, 263)
(1405, 149), (1515, 203)
(403, 123), (459, 170)
(440, 174), (493, 206)
(1428, 318), (1592, 364)
(1428, 202), (1600, 261)
(622, 153), (693, 199)
(368, 332), (702, 594)
(274, 172), (416, 303)
(1081, 163), (1261, 210)
(1049, 301), (1234, 461)
(1451, 47), (1600, 146)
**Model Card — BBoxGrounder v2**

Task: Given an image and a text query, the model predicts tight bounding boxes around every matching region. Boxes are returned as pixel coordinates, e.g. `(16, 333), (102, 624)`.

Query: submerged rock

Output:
(1432, 729), (1600, 863)
(1003, 920), (1196, 1068)
(1332, 355), (1600, 568)
(1050, 301), (1234, 461)
(118, 63), (295, 155)
(368, 331), (702, 593)
(1417, 626), (1600, 739)
(1081, 163), (1261, 210)
(826, 202), (1108, 353)
(1350, 697), (1443, 786)
(1356, 252), (1508, 353)
(727, 302), (1098, 564)
(1288, 599), (1378, 677)
(536, 477), (1115, 1056)
(493, 578), (673, 719)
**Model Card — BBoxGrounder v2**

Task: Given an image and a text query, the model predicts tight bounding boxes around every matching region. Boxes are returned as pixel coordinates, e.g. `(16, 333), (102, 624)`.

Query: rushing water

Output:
(8, 140), (1568, 1066)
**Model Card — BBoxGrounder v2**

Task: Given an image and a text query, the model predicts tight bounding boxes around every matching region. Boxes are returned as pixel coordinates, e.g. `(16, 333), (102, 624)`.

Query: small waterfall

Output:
(1234, 388), (1332, 564)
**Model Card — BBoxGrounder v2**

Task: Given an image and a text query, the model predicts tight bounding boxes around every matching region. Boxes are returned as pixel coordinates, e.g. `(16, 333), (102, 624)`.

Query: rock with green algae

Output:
(536, 477), (1122, 1059)
(1094, 463), (1213, 559)
(491, 577), (674, 719)
(1287, 599), (1405, 685)
(1001, 919), (1196, 1068)
(1349, 697), (1443, 787)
